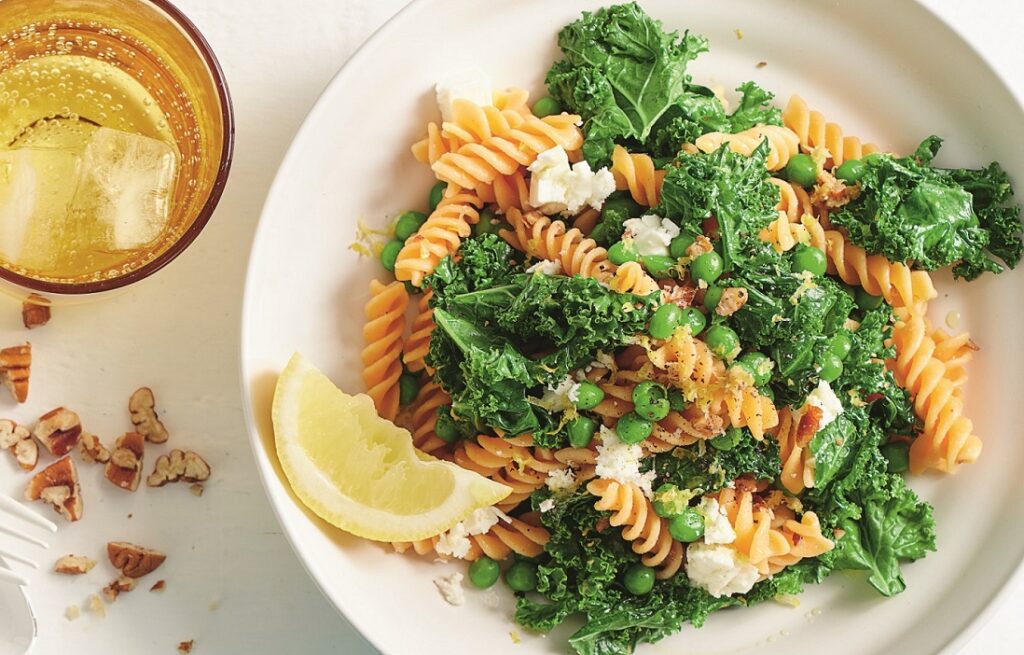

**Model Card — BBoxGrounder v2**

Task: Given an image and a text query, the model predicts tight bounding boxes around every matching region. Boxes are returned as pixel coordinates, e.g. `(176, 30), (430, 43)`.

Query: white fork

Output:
(0, 495), (57, 585)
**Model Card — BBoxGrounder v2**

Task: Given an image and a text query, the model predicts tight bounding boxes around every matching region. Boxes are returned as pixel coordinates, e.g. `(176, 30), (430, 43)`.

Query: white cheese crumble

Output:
(526, 259), (563, 276)
(547, 468), (577, 493)
(805, 380), (844, 428)
(527, 146), (615, 215)
(595, 426), (656, 497)
(435, 69), (492, 122)
(621, 214), (680, 257)
(433, 572), (466, 606)
(538, 498), (556, 513)
(685, 542), (760, 598)
(435, 507), (509, 559)
(532, 375), (581, 413)
(698, 497), (736, 545)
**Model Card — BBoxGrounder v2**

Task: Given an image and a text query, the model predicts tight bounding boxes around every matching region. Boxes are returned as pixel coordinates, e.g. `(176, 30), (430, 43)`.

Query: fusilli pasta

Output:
(782, 95), (881, 167)
(403, 290), (435, 374)
(693, 124), (800, 171)
(395, 186), (482, 286)
(362, 280), (410, 421)
(611, 145), (665, 206)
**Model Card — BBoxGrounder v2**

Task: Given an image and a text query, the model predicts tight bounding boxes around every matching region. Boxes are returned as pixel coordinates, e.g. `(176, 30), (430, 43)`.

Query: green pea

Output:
(380, 240), (403, 272)
(668, 388), (686, 411)
(616, 412), (652, 444)
(881, 441), (910, 474)
(669, 233), (696, 259)
(567, 416), (597, 448)
(652, 483), (690, 518)
(792, 244), (827, 276)
(840, 283), (857, 301)
(532, 96), (563, 118)
(468, 557), (501, 588)
(835, 159), (866, 184)
(398, 372), (420, 407)
(736, 351), (772, 386)
(602, 193), (643, 220)
(785, 153), (818, 188)
(668, 508), (705, 542)
(473, 207), (502, 236)
(505, 561), (539, 592)
(855, 287), (883, 310)
(632, 381), (670, 422)
(428, 182), (446, 210)
(818, 351), (844, 382)
(575, 381), (605, 410)
(690, 250), (723, 284)
(710, 427), (743, 451)
(394, 211), (427, 241)
(679, 307), (707, 335)
(703, 285), (723, 312)
(642, 254), (677, 279)
(828, 333), (853, 360)
(649, 303), (683, 340)
(623, 564), (655, 595)
(434, 406), (460, 444)
(705, 325), (740, 360)
(608, 241), (639, 265)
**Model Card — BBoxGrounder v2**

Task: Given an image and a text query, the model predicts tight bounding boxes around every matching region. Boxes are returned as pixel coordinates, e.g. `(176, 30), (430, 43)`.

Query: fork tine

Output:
(0, 496), (57, 532)
(0, 547), (37, 568)
(0, 523), (48, 549)
(0, 566), (29, 586)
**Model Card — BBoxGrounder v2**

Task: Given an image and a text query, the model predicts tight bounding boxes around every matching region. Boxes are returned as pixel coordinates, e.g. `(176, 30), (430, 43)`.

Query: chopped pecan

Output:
(105, 432), (144, 491)
(0, 343), (30, 403)
(54, 554), (97, 575)
(33, 407), (82, 456)
(129, 387), (169, 444)
(685, 235), (714, 260)
(25, 457), (83, 521)
(107, 542), (166, 578)
(811, 168), (860, 209)
(102, 576), (137, 602)
(22, 294), (51, 329)
(715, 287), (749, 317)
(190, 483), (205, 497)
(796, 406), (824, 446)
(147, 449), (211, 487)
(150, 579), (166, 592)
(78, 433), (111, 464)
(178, 641), (194, 654)
(0, 419), (37, 471)
(660, 281), (697, 308)
(87, 594), (106, 617)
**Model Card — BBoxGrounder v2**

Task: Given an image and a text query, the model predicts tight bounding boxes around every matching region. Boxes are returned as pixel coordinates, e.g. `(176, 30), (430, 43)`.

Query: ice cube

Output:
(0, 148), (81, 267)
(73, 128), (178, 251)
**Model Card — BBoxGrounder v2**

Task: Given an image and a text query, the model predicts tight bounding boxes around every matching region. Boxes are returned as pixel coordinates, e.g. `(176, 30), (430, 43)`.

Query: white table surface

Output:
(0, 0), (1020, 653)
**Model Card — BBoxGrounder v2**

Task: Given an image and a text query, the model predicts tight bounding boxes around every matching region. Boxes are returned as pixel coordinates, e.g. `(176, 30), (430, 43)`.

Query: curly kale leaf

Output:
(426, 234), (521, 308)
(653, 430), (781, 493)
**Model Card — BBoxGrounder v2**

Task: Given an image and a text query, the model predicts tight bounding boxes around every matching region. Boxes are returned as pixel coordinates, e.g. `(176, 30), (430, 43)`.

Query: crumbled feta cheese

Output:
(526, 259), (563, 276)
(547, 468), (577, 493)
(433, 572), (466, 606)
(595, 426), (656, 497)
(436, 507), (508, 559)
(805, 380), (844, 428)
(463, 506), (508, 535)
(698, 497), (736, 545)
(685, 542), (760, 598)
(621, 215), (680, 257)
(435, 69), (492, 122)
(528, 146), (615, 215)
(533, 376), (581, 413)
(538, 498), (556, 513)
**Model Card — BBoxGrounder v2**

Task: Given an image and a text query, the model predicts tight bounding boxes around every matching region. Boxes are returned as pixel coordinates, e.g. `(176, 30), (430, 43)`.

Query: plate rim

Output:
(238, 1), (1024, 653)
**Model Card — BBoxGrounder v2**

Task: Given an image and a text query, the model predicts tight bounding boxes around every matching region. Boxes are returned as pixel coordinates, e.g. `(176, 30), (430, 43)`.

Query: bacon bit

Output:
(715, 287), (749, 317)
(797, 406), (823, 446)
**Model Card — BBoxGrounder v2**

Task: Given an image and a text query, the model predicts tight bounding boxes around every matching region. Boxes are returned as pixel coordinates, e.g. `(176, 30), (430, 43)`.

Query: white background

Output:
(0, 0), (1020, 653)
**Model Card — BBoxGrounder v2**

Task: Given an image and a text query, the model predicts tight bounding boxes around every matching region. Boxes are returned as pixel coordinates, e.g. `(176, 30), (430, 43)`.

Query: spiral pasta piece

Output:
(760, 212), (828, 253)
(587, 479), (684, 579)
(407, 379), (451, 456)
(821, 230), (936, 311)
(403, 290), (435, 374)
(782, 95), (880, 167)
(888, 311), (982, 473)
(611, 145), (666, 206)
(693, 125), (800, 171)
(929, 326), (975, 389)
(395, 187), (482, 286)
(771, 407), (816, 494)
(769, 177), (814, 223)
(361, 280), (410, 421)
(710, 382), (780, 441)
(392, 513), (550, 561)
(609, 261), (660, 296)
(502, 208), (615, 280)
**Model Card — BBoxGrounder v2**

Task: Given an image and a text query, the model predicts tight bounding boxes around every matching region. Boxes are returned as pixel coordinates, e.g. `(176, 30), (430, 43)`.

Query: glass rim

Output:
(0, 0), (235, 296)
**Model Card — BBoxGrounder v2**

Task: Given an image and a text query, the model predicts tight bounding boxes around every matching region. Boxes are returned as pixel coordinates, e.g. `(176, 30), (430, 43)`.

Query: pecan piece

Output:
(22, 294), (51, 329)
(102, 576), (137, 602)
(715, 287), (749, 317)
(55, 555), (97, 575)
(147, 449), (211, 487)
(104, 432), (144, 492)
(25, 457), (83, 521)
(796, 406), (824, 446)
(0, 343), (30, 403)
(78, 433), (111, 464)
(129, 387), (168, 444)
(107, 542), (166, 578)
(178, 641), (194, 654)
(0, 419), (37, 471)
(33, 407), (82, 456)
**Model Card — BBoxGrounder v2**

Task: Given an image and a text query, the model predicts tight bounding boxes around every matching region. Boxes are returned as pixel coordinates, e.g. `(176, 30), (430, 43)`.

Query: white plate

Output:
(0, 557), (36, 655)
(241, 1), (1024, 653)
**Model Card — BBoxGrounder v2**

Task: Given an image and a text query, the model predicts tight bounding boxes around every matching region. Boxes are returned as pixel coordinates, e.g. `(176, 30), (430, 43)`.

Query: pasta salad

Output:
(356, 3), (1022, 653)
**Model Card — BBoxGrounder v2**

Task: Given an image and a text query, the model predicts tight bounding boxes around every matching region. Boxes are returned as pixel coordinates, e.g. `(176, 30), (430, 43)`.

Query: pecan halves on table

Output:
(33, 407), (82, 456)
(25, 457), (83, 521)
(129, 387), (169, 444)
(105, 432), (145, 492)
(0, 343), (31, 403)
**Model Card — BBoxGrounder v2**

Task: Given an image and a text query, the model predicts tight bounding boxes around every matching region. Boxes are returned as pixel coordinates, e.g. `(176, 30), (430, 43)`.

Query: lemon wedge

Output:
(272, 353), (511, 542)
